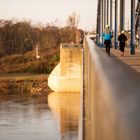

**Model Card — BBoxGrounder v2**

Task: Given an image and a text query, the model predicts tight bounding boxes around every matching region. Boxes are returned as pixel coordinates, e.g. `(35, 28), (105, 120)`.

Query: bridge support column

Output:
(107, 0), (109, 25)
(102, 0), (104, 47)
(96, 0), (100, 45)
(138, 15), (140, 48)
(114, 0), (118, 49)
(120, 0), (125, 32)
(110, 0), (113, 31)
(104, 0), (107, 29)
(99, 0), (103, 47)
(130, 0), (135, 54)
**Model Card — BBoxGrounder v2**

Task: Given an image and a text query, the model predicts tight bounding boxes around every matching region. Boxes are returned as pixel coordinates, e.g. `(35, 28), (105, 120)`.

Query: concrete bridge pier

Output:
(48, 43), (82, 92)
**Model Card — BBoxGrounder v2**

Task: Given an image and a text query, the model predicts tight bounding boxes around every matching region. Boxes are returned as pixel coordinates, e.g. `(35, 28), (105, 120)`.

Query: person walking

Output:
(118, 30), (127, 56)
(103, 25), (112, 56)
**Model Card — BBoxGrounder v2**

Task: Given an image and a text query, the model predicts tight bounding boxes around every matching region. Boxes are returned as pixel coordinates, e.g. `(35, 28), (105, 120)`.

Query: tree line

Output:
(0, 18), (79, 73)
(0, 19), (77, 57)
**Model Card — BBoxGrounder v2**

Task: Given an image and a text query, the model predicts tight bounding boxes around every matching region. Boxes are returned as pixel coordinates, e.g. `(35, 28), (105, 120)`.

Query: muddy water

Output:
(0, 92), (80, 140)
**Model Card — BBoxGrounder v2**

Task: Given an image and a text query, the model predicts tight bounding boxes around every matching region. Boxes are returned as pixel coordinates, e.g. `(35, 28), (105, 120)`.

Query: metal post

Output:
(130, 0), (135, 54)
(102, 0), (104, 47)
(114, 0), (118, 49)
(102, 0), (104, 30)
(110, 0), (113, 30)
(96, 14), (99, 43)
(96, 13), (100, 43)
(104, 0), (106, 29)
(107, 0), (109, 25)
(138, 15), (140, 48)
(96, 0), (100, 44)
(120, 0), (125, 32)
(100, 0), (103, 46)
(99, 0), (101, 46)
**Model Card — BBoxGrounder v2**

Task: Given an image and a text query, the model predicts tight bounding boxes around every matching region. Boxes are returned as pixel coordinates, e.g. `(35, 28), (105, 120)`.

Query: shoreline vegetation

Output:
(0, 73), (48, 81)
(0, 74), (52, 95)
(0, 18), (80, 74)
(0, 14), (86, 95)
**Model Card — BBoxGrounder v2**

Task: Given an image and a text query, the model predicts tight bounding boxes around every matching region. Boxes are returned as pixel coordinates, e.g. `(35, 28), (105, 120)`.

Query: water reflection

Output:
(0, 92), (80, 140)
(0, 94), (60, 140)
(48, 92), (80, 140)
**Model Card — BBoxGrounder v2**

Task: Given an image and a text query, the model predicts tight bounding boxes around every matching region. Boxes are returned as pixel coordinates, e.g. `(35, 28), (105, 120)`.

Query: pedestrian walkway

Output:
(110, 48), (140, 73)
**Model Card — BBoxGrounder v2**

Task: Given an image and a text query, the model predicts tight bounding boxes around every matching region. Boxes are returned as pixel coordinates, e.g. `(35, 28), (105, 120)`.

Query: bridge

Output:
(80, 37), (140, 140)
(80, 0), (140, 139)
(48, 0), (140, 140)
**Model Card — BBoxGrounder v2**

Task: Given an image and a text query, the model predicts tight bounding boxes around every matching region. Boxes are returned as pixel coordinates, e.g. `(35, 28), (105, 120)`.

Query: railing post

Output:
(130, 0), (135, 55)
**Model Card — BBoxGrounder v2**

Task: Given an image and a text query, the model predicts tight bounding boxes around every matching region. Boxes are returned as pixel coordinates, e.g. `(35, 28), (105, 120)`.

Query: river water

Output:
(0, 92), (80, 140)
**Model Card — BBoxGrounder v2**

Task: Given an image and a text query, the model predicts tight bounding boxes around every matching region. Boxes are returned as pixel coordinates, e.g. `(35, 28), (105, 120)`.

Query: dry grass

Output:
(0, 73), (49, 81)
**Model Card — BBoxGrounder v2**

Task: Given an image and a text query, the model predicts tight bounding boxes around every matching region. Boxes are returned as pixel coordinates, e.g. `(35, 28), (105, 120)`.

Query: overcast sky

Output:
(0, 0), (134, 31)
(0, 0), (97, 31)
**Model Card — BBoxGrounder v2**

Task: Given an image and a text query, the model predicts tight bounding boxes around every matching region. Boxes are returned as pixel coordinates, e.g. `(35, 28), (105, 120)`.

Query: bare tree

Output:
(66, 12), (80, 28)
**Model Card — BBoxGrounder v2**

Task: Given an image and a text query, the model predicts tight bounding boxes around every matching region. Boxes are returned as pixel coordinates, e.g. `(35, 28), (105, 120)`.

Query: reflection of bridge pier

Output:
(48, 92), (80, 139)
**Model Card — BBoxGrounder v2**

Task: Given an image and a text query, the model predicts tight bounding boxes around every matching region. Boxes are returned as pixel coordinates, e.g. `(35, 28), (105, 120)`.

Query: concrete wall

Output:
(60, 44), (82, 76)
(83, 37), (140, 140)
(48, 44), (82, 92)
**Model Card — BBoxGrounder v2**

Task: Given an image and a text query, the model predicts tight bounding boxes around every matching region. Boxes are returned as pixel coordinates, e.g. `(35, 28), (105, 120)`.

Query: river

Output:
(0, 92), (80, 140)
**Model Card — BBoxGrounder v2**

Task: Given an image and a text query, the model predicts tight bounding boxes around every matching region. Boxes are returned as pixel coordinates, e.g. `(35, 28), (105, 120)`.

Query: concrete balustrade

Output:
(83, 36), (140, 140)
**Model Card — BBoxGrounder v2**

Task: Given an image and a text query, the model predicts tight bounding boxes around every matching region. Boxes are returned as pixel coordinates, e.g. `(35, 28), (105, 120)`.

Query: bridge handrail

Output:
(83, 36), (140, 140)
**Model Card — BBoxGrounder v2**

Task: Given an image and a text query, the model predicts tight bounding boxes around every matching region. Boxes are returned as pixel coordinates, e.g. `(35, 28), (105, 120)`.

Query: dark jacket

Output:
(118, 33), (127, 43)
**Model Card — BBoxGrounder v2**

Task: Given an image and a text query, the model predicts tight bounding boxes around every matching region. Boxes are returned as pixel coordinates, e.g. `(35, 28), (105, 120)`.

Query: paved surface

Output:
(110, 48), (140, 73)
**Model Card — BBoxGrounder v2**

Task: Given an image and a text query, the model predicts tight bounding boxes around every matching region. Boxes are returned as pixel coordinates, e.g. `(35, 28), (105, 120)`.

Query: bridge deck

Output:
(111, 48), (140, 73)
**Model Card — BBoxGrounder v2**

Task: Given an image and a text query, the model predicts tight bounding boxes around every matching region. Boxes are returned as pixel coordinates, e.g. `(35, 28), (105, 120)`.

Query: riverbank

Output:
(0, 73), (48, 81)
(0, 73), (52, 95)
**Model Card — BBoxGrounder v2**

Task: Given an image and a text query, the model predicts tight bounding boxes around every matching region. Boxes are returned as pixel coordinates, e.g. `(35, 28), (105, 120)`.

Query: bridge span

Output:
(48, 36), (140, 140)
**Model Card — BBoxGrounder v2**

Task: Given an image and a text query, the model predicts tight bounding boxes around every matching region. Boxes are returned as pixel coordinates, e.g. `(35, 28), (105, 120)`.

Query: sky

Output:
(0, 0), (135, 31)
(0, 0), (97, 31)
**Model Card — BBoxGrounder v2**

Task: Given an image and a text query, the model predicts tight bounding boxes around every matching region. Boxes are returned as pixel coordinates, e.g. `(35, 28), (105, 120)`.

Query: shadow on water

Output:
(0, 91), (80, 140)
